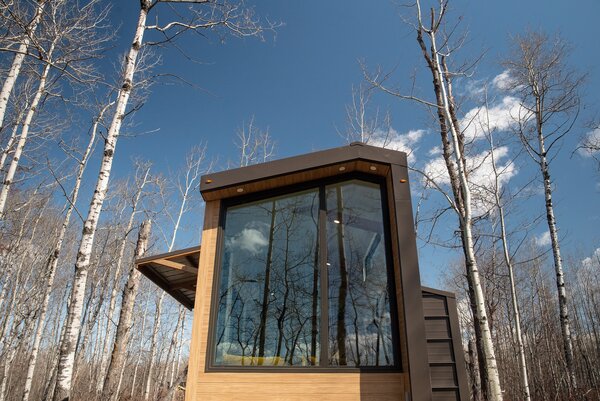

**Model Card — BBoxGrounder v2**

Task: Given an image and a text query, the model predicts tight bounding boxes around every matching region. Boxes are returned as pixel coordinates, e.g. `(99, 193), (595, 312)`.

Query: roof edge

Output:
(200, 143), (408, 200)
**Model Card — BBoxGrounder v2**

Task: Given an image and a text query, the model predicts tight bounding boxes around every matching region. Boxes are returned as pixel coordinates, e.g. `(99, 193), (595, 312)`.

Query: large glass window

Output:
(212, 179), (398, 369)
(326, 181), (395, 367)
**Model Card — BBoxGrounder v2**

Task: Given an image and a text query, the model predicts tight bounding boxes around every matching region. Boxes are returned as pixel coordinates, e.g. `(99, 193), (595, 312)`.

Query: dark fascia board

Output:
(135, 245), (201, 266)
(421, 285), (457, 299)
(200, 143), (408, 201)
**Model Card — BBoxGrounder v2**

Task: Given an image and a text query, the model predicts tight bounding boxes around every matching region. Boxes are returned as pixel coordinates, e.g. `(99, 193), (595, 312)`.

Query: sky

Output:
(92, 0), (600, 287)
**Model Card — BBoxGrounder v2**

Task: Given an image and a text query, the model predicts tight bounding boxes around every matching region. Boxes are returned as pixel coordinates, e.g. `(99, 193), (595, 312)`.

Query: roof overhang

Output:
(200, 142), (408, 201)
(136, 246), (200, 310)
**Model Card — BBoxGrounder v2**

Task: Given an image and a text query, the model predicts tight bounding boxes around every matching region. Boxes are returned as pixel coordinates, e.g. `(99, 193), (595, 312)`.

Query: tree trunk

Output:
(21, 103), (108, 401)
(426, 21), (503, 400)
(0, 42), (55, 218)
(488, 127), (531, 401)
(0, 0), (46, 133)
(97, 167), (150, 395)
(52, 4), (149, 399)
(538, 129), (576, 390)
(102, 220), (151, 401)
(144, 291), (165, 401)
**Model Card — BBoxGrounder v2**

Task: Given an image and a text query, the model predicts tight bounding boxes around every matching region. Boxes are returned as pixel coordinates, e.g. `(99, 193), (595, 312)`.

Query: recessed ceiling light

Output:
(205, 179), (213, 184)
(338, 166), (346, 171)
(236, 188), (244, 193)
(326, 262), (331, 266)
(369, 165), (377, 171)
(333, 219), (340, 224)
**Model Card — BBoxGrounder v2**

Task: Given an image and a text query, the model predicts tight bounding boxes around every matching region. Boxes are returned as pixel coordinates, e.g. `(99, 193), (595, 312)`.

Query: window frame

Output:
(206, 173), (402, 373)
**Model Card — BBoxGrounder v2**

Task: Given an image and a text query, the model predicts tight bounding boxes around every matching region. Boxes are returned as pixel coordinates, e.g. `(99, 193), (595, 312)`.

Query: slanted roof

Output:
(200, 142), (408, 201)
(136, 246), (200, 310)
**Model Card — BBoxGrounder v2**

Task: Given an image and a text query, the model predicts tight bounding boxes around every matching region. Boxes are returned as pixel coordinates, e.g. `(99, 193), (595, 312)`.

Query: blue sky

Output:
(94, 0), (600, 287)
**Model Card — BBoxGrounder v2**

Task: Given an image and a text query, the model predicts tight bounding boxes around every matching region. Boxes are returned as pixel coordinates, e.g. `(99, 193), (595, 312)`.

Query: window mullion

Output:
(318, 186), (328, 367)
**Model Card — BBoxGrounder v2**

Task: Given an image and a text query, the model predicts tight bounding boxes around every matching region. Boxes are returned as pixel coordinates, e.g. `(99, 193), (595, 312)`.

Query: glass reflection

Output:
(326, 180), (395, 367)
(214, 189), (320, 366)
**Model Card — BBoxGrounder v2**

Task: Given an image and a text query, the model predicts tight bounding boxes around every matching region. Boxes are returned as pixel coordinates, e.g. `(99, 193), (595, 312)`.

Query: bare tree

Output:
(0, 0), (112, 218)
(102, 220), (151, 401)
(0, 0), (46, 134)
(20, 102), (112, 401)
(480, 90), (531, 401)
(502, 31), (584, 391)
(52, 1), (273, 398)
(363, 1), (503, 399)
(234, 116), (275, 167)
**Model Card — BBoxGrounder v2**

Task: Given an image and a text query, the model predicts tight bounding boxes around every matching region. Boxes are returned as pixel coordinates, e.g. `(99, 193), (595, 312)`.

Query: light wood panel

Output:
(185, 197), (410, 401)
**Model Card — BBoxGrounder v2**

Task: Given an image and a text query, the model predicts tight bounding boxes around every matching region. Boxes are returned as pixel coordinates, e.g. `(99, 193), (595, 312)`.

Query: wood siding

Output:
(185, 199), (410, 401)
(422, 288), (469, 401)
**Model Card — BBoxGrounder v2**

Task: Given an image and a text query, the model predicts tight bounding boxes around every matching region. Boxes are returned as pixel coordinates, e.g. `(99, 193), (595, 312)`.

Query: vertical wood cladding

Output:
(422, 288), (469, 401)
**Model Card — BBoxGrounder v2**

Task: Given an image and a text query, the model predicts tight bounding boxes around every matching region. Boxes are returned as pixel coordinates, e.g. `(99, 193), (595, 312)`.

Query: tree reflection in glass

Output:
(214, 189), (320, 366)
(326, 180), (395, 367)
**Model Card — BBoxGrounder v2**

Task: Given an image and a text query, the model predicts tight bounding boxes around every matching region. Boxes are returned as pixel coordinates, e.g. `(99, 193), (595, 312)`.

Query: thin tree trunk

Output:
(537, 127), (576, 390)
(103, 220), (151, 400)
(144, 291), (165, 401)
(0, 42), (55, 218)
(130, 301), (149, 399)
(52, 4), (150, 399)
(485, 101), (531, 401)
(97, 167), (150, 394)
(21, 102), (109, 401)
(426, 20), (503, 399)
(0, 109), (24, 175)
(0, 0), (46, 133)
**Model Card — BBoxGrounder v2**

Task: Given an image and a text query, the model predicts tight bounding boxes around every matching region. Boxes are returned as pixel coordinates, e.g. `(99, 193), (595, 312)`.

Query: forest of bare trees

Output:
(0, 0), (599, 401)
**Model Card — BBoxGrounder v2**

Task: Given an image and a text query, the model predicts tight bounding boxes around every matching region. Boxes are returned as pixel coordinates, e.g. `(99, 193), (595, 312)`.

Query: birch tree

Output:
(0, 0), (45, 134)
(95, 162), (152, 394)
(481, 91), (531, 401)
(102, 220), (151, 401)
(20, 102), (112, 401)
(0, 0), (111, 218)
(364, 1), (503, 398)
(502, 31), (584, 391)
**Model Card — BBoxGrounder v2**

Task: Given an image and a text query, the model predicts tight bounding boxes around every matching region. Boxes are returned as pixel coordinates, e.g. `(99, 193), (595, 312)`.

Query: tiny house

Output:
(137, 143), (468, 401)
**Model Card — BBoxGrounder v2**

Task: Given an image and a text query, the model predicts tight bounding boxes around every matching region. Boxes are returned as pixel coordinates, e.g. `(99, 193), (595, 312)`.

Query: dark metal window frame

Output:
(206, 173), (402, 373)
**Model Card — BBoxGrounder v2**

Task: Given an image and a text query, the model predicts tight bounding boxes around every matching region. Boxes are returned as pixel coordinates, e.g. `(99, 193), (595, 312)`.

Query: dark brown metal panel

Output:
(136, 245), (201, 265)
(137, 265), (194, 310)
(200, 143), (407, 201)
(390, 164), (432, 401)
(446, 295), (469, 401)
(422, 288), (469, 401)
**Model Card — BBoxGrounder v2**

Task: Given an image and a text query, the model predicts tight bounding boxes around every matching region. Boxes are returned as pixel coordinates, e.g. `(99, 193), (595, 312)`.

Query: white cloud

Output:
(369, 128), (426, 164)
(461, 96), (522, 141)
(428, 146), (442, 156)
(534, 231), (551, 247)
(579, 128), (600, 157)
(582, 247), (600, 268)
(492, 70), (516, 91)
(228, 227), (268, 255)
(422, 145), (518, 215)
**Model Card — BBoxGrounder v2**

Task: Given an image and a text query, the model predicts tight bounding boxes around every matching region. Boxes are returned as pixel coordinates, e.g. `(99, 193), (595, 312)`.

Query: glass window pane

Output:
(214, 189), (320, 366)
(326, 180), (396, 367)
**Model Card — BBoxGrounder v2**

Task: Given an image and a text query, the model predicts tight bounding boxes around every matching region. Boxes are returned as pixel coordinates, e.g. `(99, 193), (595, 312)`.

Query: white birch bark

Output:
(130, 300), (149, 399)
(20, 103), (110, 401)
(538, 129), (576, 389)
(52, 4), (150, 399)
(487, 126), (531, 401)
(0, 0), (46, 133)
(0, 41), (55, 218)
(0, 111), (23, 175)
(102, 220), (152, 401)
(96, 167), (151, 394)
(144, 291), (165, 401)
(421, 8), (503, 398)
